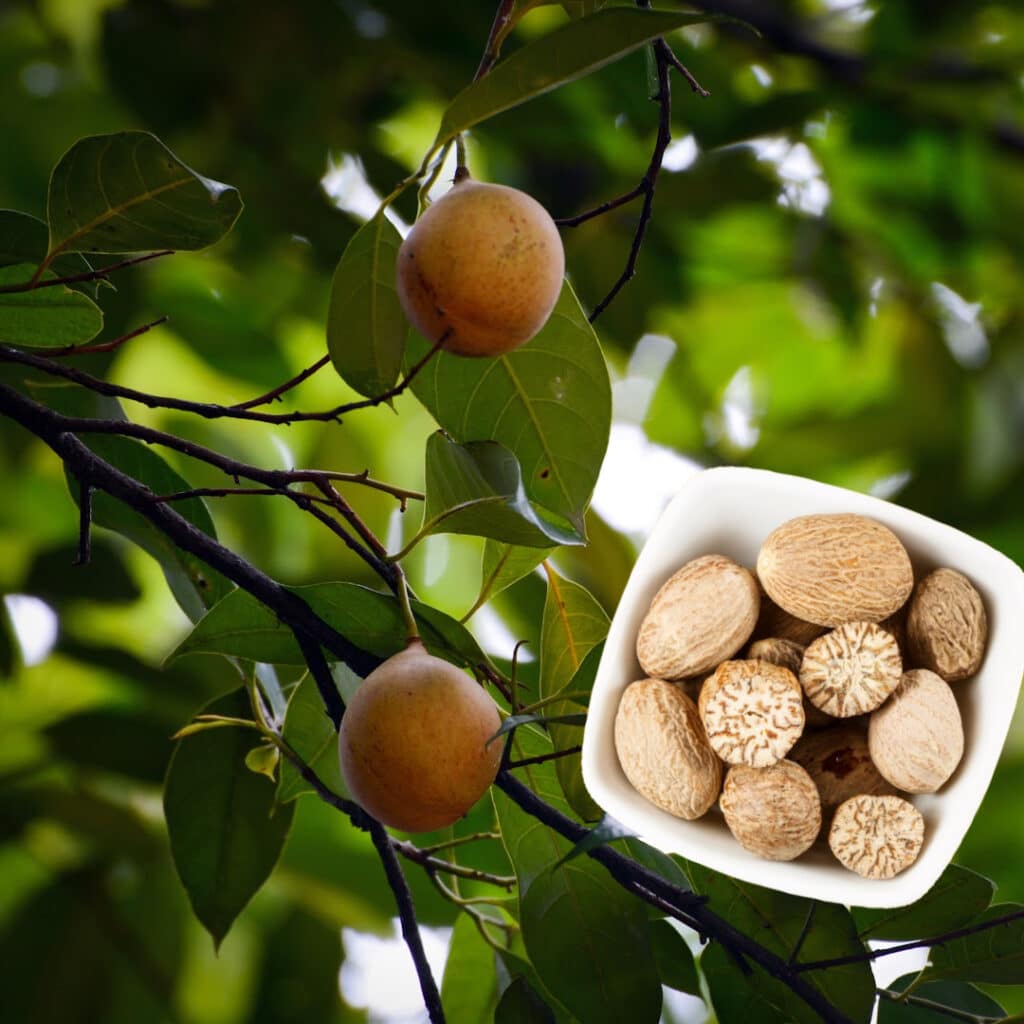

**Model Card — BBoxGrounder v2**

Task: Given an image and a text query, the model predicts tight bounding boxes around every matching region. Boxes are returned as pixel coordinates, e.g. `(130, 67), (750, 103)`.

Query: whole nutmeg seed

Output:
(699, 660), (805, 767)
(747, 637), (804, 676)
(906, 568), (988, 682)
(800, 621), (903, 718)
(757, 514), (914, 627)
(636, 555), (760, 680)
(868, 669), (964, 793)
(720, 760), (822, 861)
(789, 723), (895, 813)
(614, 678), (722, 820)
(752, 587), (827, 647)
(829, 795), (925, 879)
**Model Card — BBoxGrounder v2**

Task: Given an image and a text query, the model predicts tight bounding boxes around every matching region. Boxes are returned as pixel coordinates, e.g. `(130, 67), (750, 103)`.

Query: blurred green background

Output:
(1, 0), (1022, 1020)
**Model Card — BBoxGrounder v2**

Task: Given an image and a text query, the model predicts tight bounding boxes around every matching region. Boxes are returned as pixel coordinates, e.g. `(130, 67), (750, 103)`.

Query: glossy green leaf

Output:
(0, 599), (18, 681)
(701, 943), (789, 1024)
(435, 9), (716, 144)
(72, 435), (232, 622)
(46, 131), (242, 257)
(0, 209), (100, 295)
(277, 673), (347, 804)
(556, 812), (635, 867)
(326, 210), (406, 398)
(418, 433), (583, 549)
(172, 581), (489, 670)
(854, 864), (996, 941)
(924, 904), (1024, 985)
(467, 541), (553, 620)
(649, 919), (700, 995)
(878, 972), (1005, 1024)
(686, 863), (874, 1024)
(0, 263), (103, 347)
(164, 688), (294, 948)
(441, 914), (499, 1023)
(495, 976), (556, 1024)
(409, 281), (611, 534)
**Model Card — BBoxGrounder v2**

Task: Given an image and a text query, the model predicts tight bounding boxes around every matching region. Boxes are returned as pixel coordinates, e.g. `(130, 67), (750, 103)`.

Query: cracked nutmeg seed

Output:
(614, 678), (722, 820)
(636, 554), (760, 680)
(757, 513), (914, 627)
(906, 568), (988, 682)
(829, 794), (925, 879)
(800, 621), (903, 718)
(720, 760), (822, 861)
(699, 659), (805, 767)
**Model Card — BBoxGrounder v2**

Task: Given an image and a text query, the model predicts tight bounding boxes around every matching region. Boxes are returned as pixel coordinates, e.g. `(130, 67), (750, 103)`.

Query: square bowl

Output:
(581, 466), (1024, 908)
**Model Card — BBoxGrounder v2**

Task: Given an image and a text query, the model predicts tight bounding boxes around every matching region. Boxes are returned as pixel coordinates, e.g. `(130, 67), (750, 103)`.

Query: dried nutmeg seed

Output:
(829, 794), (925, 879)
(747, 637), (804, 676)
(614, 678), (722, 820)
(906, 568), (988, 682)
(720, 760), (822, 861)
(753, 587), (827, 647)
(699, 660), (805, 767)
(757, 513), (914, 627)
(869, 669), (964, 793)
(800, 621), (903, 718)
(636, 554), (760, 680)
(789, 723), (895, 813)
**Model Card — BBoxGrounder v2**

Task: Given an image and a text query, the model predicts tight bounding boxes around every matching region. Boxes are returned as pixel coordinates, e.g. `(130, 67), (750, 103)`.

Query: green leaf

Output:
(46, 131), (242, 258)
(649, 919), (700, 995)
(0, 209), (100, 295)
(0, 598), (18, 680)
(686, 864), (875, 1024)
(435, 9), (716, 145)
(0, 263), (103, 347)
(491, 711), (589, 743)
(164, 688), (294, 948)
(277, 673), (347, 804)
(701, 943), (789, 1024)
(555, 812), (635, 867)
(71, 435), (232, 622)
(410, 281), (610, 534)
(879, 972), (1005, 1024)
(854, 864), (996, 942)
(467, 541), (553, 619)
(23, 538), (141, 605)
(924, 904), (1024, 985)
(172, 581), (489, 670)
(326, 210), (406, 398)
(441, 914), (499, 1023)
(418, 433), (583, 549)
(245, 742), (280, 780)
(495, 976), (556, 1024)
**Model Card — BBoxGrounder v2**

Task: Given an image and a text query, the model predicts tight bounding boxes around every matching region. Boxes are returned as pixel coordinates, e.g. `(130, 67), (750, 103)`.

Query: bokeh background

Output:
(1, 1), (1022, 1020)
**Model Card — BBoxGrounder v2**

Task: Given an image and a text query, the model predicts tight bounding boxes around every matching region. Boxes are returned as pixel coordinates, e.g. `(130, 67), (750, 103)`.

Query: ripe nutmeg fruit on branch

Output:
(338, 640), (502, 832)
(396, 176), (565, 357)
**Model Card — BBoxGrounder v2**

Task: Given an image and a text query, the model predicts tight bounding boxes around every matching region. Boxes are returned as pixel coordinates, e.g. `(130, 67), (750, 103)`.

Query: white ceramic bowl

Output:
(581, 466), (1024, 908)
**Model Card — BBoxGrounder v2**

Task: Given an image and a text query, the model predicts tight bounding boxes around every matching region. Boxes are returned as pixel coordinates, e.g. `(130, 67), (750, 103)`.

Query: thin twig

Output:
(0, 250), (173, 295)
(474, 0), (517, 80)
(32, 316), (168, 358)
(231, 355), (330, 410)
(393, 841), (515, 889)
(876, 988), (1001, 1024)
(414, 832), (501, 856)
(73, 477), (93, 566)
(505, 744), (582, 770)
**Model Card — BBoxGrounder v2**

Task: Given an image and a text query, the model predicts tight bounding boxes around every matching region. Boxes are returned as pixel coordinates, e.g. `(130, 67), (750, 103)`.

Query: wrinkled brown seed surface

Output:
(829, 795), (925, 879)
(753, 588), (827, 647)
(906, 568), (988, 682)
(789, 723), (896, 812)
(720, 761), (822, 861)
(800, 621), (903, 718)
(748, 637), (804, 676)
(636, 555), (759, 680)
(614, 678), (722, 820)
(757, 514), (914, 627)
(869, 669), (964, 793)
(699, 660), (805, 767)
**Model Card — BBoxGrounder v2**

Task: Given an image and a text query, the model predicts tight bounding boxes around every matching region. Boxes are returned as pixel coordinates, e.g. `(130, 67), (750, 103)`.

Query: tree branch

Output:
(0, 250), (173, 295)
(231, 355), (330, 410)
(33, 316), (169, 358)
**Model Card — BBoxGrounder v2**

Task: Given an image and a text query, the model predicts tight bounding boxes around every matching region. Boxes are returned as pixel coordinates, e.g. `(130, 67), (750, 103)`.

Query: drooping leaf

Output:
(419, 433), (583, 549)
(435, 9), (718, 145)
(164, 688), (294, 948)
(0, 209), (101, 295)
(466, 541), (553, 619)
(277, 673), (348, 804)
(686, 863), (874, 1024)
(441, 914), (499, 1023)
(172, 581), (489, 670)
(878, 972), (1005, 1024)
(0, 263), (103, 347)
(649, 919), (700, 996)
(326, 210), (406, 398)
(46, 131), (242, 257)
(854, 864), (996, 942)
(70, 435), (232, 622)
(410, 281), (610, 534)
(923, 904), (1024, 985)
(495, 976), (556, 1024)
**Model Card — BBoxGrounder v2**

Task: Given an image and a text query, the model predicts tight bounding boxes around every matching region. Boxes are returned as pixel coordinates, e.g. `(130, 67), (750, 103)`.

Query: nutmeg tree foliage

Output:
(2, 2), (1024, 1023)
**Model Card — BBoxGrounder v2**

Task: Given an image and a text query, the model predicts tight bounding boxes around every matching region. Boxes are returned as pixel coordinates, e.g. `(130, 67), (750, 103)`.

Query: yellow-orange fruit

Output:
(338, 640), (502, 832)
(396, 178), (564, 357)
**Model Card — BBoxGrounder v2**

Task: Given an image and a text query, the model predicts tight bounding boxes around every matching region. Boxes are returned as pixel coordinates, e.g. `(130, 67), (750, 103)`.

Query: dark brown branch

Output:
(34, 316), (168, 358)
(73, 476), (93, 566)
(231, 354), (330, 410)
(0, 250), (173, 295)
(474, 0), (517, 80)
(796, 906), (1024, 973)
(294, 631), (347, 730)
(505, 744), (582, 770)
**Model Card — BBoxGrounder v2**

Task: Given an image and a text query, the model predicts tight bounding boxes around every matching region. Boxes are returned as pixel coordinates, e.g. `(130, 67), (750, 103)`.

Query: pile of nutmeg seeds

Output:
(613, 512), (988, 880)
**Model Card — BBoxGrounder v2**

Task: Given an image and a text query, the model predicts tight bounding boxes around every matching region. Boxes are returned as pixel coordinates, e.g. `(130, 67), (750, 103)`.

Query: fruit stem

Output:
(396, 568), (421, 643)
(454, 135), (470, 183)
